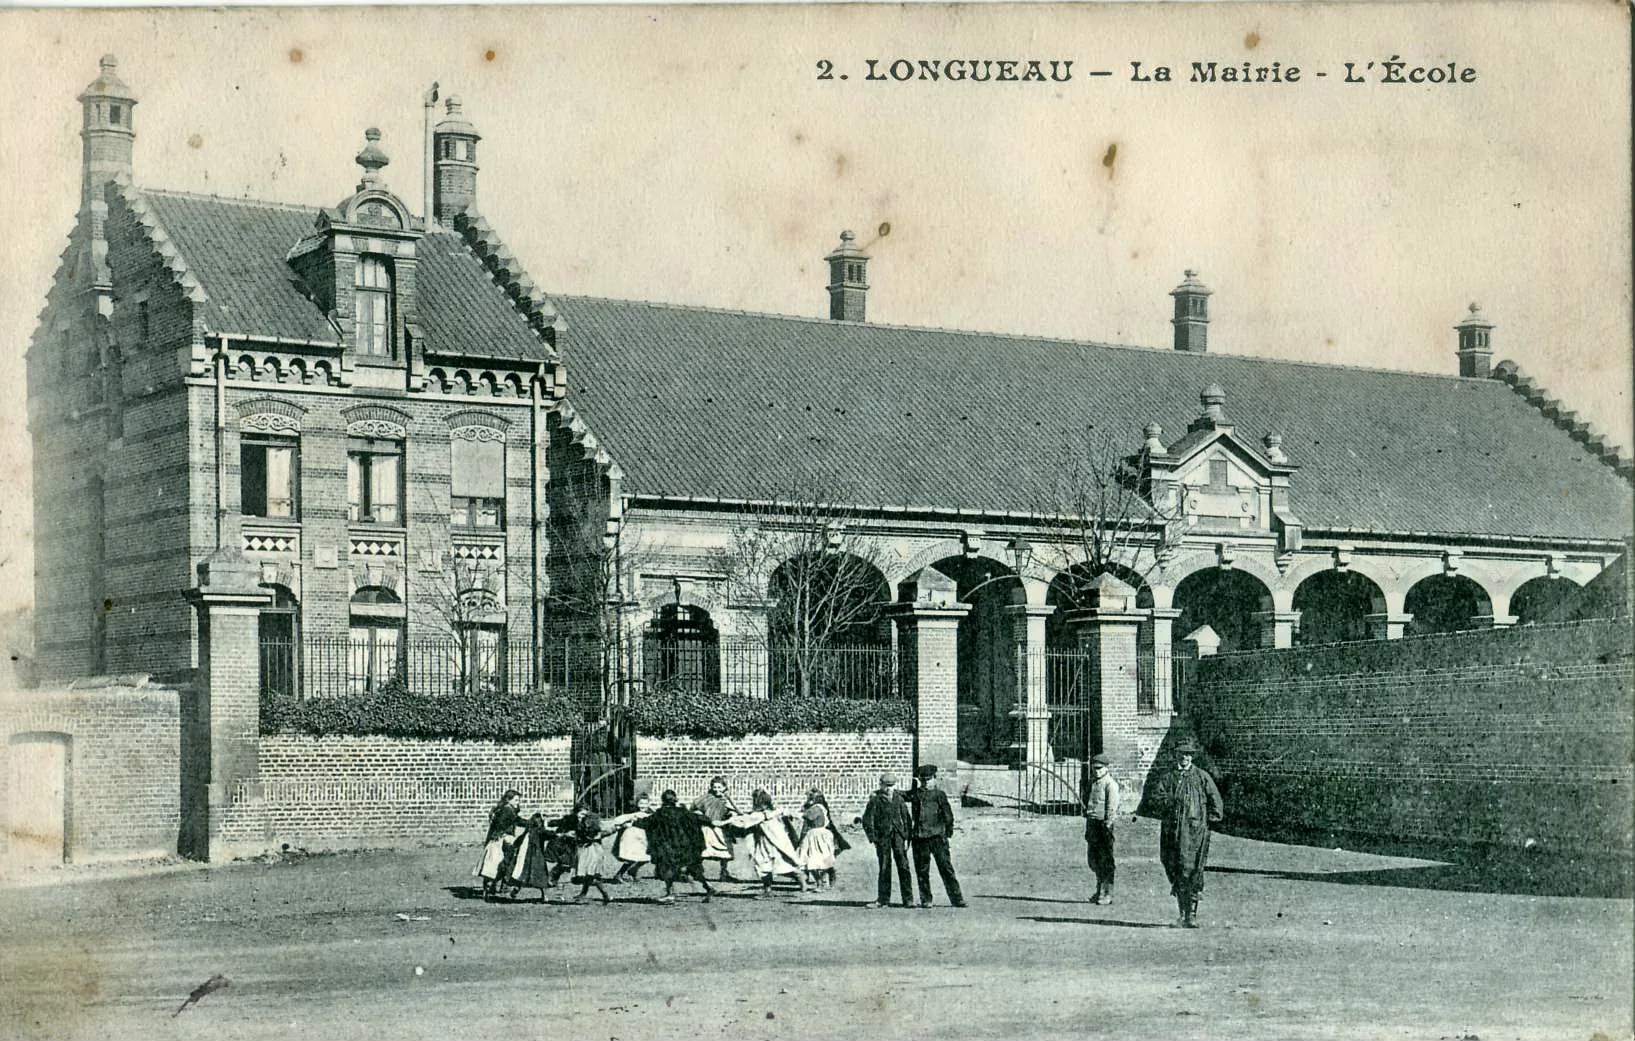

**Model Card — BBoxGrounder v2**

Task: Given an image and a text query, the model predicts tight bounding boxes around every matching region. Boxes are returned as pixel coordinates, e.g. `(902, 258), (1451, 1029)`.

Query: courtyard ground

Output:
(1, 809), (1630, 1041)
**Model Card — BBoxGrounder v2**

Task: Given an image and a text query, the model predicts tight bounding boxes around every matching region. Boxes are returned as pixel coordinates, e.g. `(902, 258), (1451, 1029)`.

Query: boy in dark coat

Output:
(906, 764), (966, 908)
(1151, 738), (1225, 928)
(859, 772), (914, 908)
(637, 789), (715, 903)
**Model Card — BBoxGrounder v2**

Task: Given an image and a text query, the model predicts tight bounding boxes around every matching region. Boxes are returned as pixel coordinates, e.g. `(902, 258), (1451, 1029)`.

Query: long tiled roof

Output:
(132, 190), (1631, 541)
(138, 191), (552, 362)
(553, 296), (1633, 541)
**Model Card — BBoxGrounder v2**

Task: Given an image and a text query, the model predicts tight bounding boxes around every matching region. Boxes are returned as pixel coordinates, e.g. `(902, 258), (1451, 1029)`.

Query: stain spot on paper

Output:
(1244, 31), (1261, 49)
(187, 135), (203, 150)
(877, 221), (891, 238)
(485, 49), (497, 63)
(288, 48), (304, 64)
(1101, 142), (1118, 177)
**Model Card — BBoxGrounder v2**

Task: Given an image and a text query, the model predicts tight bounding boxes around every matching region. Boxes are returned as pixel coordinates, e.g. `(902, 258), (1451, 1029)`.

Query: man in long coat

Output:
(860, 772), (914, 908)
(1151, 738), (1224, 927)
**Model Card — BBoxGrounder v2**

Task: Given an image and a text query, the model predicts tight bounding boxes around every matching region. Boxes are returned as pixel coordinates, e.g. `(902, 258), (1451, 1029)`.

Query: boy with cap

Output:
(859, 772), (914, 908)
(906, 764), (966, 908)
(1084, 753), (1120, 905)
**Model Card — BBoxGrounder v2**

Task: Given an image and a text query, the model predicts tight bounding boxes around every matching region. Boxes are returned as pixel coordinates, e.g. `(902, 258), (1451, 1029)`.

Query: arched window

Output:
(258, 585), (300, 696)
(644, 604), (721, 693)
(349, 586), (404, 694)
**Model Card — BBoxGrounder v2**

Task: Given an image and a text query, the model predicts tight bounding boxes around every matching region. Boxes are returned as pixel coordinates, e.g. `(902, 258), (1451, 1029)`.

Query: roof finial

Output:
(355, 127), (390, 188)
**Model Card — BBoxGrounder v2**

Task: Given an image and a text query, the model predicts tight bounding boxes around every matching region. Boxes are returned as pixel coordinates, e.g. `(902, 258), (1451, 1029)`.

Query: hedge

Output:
(261, 684), (587, 740)
(627, 688), (913, 738)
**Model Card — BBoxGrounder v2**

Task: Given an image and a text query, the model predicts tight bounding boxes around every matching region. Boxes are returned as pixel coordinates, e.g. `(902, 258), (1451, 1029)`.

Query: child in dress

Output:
(546, 808), (616, 905)
(475, 789), (525, 900)
(725, 789), (808, 898)
(690, 776), (742, 881)
(798, 788), (846, 890)
(637, 789), (715, 904)
(608, 791), (655, 883)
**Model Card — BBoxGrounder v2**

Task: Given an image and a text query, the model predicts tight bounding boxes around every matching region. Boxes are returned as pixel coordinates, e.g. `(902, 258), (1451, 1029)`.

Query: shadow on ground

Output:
(1208, 848), (1632, 899)
(1018, 915), (1172, 929)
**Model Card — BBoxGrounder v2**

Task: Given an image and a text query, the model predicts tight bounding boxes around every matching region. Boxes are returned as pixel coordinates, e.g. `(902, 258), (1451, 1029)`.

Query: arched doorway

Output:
(1173, 567), (1272, 652)
(1511, 576), (1580, 624)
(1292, 571), (1385, 645)
(643, 603), (721, 692)
(768, 552), (891, 698)
(1404, 575), (1492, 635)
(934, 556), (1021, 765)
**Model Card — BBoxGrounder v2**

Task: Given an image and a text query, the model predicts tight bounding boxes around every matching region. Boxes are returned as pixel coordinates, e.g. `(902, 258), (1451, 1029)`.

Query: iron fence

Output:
(260, 633), (537, 699)
(647, 638), (901, 700)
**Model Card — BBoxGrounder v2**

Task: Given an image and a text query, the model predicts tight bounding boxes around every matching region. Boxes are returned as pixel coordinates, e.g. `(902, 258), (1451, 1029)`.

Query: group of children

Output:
(475, 776), (850, 905)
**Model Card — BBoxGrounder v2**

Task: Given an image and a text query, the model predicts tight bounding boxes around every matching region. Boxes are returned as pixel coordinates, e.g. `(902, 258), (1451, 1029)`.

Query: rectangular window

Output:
(348, 621), (403, 695)
(460, 625), (506, 694)
(450, 435), (505, 529)
(355, 256), (393, 357)
(1207, 458), (1230, 490)
(241, 436), (298, 519)
(348, 439), (403, 525)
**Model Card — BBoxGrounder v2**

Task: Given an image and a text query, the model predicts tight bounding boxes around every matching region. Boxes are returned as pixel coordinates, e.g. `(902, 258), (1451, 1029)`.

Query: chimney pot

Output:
(1170, 268), (1211, 351)
(824, 229), (870, 322)
(433, 94), (482, 223)
(1455, 301), (1494, 378)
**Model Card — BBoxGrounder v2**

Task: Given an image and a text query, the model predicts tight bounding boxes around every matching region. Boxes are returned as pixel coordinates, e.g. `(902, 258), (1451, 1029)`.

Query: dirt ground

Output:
(1, 809), (1630, 1041)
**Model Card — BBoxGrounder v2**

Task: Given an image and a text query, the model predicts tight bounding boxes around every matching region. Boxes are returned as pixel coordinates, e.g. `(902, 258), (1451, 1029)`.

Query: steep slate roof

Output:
(139, 190), (552, 362)
(130, 190), (1631, 542)
(552, 296), (1633, 542)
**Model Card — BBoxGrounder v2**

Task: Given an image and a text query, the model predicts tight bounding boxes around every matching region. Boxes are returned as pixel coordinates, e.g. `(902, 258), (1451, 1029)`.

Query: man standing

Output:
(906, 764), (967, 908)
(1151, 737), (1224, 928)
(859, 772), (914, 908)
(1084, 753), (1121, 905)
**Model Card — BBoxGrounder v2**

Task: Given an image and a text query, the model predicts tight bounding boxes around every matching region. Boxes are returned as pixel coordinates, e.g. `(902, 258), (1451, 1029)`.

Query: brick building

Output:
(24, 58), (1634, 803)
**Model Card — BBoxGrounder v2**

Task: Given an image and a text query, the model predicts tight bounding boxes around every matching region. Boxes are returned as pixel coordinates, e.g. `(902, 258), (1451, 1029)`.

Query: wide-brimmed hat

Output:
(1173, 737), (1201, 755)
(915, 764), (939, 780)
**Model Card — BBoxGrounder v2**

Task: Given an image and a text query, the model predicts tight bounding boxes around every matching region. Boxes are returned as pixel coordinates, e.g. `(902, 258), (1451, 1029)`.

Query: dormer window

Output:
(355, 255), (394, 357)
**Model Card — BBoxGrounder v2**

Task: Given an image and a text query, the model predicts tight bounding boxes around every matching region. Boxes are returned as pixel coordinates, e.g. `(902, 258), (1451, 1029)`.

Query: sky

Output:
(0, 3), (1630, 612)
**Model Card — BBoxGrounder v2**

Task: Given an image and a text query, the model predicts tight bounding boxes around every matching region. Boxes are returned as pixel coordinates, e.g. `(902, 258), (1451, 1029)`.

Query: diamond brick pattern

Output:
(350, 537), (403, 558)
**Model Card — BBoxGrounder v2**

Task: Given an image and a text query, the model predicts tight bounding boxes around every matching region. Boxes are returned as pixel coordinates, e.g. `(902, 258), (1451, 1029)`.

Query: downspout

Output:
(422, 82), (439, 227)
(213, 337), (229, 552)
(531, 371), (544, 690)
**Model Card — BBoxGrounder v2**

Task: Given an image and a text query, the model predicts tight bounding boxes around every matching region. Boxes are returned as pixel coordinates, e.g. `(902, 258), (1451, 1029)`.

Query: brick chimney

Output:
(1455, 302), (1493, 378)
(1170, 269), (1211, 351)
(432, 95), (481, 223)
(79, 55), (137, 286)
(825, 230), (870, 322)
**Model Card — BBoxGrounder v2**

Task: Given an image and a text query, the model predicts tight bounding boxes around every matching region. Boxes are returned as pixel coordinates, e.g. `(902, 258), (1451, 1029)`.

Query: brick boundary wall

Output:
(635, 731), (913, 820)
(0, 683), (181, 864)
(1182, 619), (1633, 857)
(218, 735), (575, 853)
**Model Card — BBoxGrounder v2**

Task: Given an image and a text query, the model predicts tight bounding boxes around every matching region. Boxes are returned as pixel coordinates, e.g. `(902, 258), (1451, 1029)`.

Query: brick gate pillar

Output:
(185, 548), (272, 862)
(1067, 573), (1146, 780)
(1005, 603), (1054, 767)
(889, 566), (970, 785)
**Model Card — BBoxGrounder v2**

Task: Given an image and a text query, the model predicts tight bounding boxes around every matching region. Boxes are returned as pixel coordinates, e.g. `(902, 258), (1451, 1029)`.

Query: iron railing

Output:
(260, 633), (535, 699)
(648, 638), (901, 700)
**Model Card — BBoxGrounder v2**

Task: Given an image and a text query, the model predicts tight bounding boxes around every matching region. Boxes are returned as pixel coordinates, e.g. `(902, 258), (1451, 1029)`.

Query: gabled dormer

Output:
(286, 128), (426, 387)
(1142, 384), (1303, 557)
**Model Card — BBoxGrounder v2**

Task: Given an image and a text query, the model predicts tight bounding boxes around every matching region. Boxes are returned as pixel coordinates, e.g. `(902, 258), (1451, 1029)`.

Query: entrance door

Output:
(6, 733), (70, 866)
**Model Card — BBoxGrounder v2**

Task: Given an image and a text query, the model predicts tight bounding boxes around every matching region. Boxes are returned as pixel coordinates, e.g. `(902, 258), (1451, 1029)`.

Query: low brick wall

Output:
(636, 731), (913, 819)
(220, 734), (575, 853)
(0, 681), (181, 864)
(1183, 619), (1633, 857)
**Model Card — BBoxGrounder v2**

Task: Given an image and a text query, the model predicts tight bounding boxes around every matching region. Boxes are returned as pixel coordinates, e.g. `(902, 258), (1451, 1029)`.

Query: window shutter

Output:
(451, 436), (504, 499)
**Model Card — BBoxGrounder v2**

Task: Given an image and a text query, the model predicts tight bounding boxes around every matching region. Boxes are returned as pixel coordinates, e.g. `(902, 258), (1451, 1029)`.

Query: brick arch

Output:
(892, 538), (968, 584)
(1162, 551), (1288, 610)
(1279, 551), (1395, 598)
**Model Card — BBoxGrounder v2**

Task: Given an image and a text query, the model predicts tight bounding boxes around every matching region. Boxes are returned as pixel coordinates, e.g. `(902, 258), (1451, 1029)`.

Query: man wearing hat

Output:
(860, 772), (914, 907)
(1083, 753), (1121, 905)
(1150, 737), (1224, 928)
(906, 764), (967, 908)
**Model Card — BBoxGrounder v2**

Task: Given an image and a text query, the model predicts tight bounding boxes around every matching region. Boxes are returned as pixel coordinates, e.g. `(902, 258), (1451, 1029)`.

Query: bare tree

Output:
(413, 550), (516, 696)
(711, 483), (896, 698)
(1032, 425), (1190, 603)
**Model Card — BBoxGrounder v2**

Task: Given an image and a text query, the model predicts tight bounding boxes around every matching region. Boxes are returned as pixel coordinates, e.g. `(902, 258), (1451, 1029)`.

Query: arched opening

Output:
(1292, 571), (1385, 645)
(349, 586), (405, 694)
(643, 603), (721, 693)
(1173, 567), (1273, 652)
(934, 556), (1021, 765)
(1510, 576), (1580, 625)
(768, 552), (892, 698)
(1404, 575), (1492, 635)
(258, 584), (299, 697)
(1044, 564), (1155, 759)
